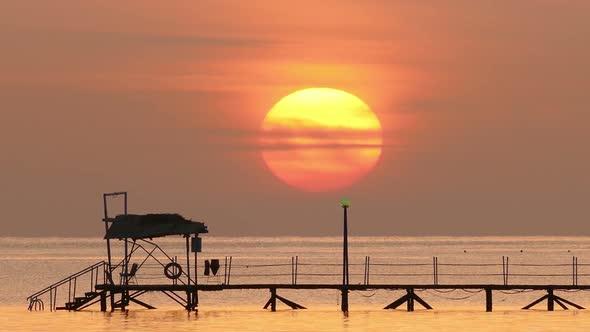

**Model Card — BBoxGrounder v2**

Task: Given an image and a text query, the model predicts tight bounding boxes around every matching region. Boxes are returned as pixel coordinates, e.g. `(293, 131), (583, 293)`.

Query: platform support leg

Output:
(554, 296), (585, 310)
(100, 292), (107, 312)
(485, 288), (493, 312)
(185, 291), (192, 312)
(523, 294), (548, 310)
(384, 294), (409, 309)
(554, 298), (568, 310)
(128, 297), (156, 310)
(413, 291), (433, 310)
(109, 291), (115, 312)
(275, 294), (306, 310)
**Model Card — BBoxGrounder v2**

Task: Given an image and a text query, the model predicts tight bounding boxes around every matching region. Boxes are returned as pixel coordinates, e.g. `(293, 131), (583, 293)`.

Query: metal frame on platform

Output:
(98, 192), (208, 312)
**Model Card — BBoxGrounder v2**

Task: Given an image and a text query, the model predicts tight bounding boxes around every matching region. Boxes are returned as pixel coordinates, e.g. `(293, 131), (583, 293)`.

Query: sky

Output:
(1, 0), (589, 237)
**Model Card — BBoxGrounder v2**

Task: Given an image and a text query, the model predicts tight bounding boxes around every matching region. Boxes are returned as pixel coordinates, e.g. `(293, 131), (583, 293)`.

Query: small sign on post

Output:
(191, 237), (202, 253)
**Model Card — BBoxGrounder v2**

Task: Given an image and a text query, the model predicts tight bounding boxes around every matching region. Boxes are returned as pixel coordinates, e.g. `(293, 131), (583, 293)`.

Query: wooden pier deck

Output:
(95, 283), (589, 312)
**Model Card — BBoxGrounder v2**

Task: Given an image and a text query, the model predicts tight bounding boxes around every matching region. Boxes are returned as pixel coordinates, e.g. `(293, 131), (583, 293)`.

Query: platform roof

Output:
(104, 214), (208, 240)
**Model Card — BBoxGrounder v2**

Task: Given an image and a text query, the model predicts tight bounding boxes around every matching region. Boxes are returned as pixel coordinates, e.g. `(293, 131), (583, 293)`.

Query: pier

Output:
(26, 192), (589, 313)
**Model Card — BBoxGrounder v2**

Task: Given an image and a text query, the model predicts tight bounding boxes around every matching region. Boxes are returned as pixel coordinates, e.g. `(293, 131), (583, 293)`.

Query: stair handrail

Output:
(26, 261), (107, 301)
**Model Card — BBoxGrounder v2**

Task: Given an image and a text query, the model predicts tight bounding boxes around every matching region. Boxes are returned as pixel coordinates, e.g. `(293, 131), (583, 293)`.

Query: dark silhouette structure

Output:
(26, 193), (587, 313)
(341, 198), (350, 313)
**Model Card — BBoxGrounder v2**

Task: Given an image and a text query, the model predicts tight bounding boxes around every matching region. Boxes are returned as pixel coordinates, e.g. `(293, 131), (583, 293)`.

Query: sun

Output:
(260, 88), (382, 192)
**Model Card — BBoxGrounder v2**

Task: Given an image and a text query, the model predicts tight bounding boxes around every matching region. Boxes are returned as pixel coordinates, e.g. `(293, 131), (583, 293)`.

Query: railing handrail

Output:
(26, 261), (107, 301)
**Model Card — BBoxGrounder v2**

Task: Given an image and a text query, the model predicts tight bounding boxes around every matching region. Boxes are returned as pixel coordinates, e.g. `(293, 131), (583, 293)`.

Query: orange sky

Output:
(1, 1), (589, 236)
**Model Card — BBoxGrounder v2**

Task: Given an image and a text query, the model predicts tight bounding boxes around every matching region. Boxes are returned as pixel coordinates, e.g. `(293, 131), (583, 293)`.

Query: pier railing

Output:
(29, 255), (589, 312)
(178, 256), (587, 287)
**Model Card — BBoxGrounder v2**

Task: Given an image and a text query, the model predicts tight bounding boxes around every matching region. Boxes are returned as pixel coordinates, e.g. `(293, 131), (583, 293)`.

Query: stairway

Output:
(27, 261), (108, 311)
(56, 291), (104, 311)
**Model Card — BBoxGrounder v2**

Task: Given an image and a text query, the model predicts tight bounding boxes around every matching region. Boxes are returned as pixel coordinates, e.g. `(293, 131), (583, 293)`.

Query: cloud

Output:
(179, 126), (403, 151)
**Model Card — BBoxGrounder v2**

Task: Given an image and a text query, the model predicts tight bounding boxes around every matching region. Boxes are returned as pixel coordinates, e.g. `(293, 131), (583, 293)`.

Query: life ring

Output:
(164, 262), (183, 279)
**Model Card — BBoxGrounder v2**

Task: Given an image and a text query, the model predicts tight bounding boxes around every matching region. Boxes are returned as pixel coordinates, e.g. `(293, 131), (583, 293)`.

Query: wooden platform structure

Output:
(27, 192), (208, 312)
(26, 192), (588, 313)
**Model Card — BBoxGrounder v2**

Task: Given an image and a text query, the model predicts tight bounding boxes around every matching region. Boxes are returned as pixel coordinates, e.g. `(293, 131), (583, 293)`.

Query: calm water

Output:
(2, 236), (590, 331)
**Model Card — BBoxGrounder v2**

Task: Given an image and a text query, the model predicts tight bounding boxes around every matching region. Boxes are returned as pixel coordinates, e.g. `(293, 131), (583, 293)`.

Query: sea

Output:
(2, 236), (590, 331)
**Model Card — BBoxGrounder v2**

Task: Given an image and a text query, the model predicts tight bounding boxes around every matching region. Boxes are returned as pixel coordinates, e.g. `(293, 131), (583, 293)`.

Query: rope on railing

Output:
(423, 289), (483, 300)
(369, 263), (432, 266)
(439, 263), (503, 266)
(497, 289), (537, 294)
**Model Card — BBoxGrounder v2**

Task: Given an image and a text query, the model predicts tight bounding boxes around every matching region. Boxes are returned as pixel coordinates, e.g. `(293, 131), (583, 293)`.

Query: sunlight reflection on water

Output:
(2, 236), (590, 331)
(2, 306), (590, 332)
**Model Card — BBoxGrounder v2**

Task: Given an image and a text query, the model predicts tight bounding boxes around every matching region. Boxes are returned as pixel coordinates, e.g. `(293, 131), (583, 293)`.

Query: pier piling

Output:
(407, 289), (415, 312)
(341, 286), (349, 313)
(269, 288), (277, 312)
(547, 289), (554, 311)
(100, 292), (107, 312)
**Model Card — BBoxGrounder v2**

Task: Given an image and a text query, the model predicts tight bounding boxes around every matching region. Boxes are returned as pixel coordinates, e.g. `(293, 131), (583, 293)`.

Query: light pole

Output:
(340, 198), (350, 313)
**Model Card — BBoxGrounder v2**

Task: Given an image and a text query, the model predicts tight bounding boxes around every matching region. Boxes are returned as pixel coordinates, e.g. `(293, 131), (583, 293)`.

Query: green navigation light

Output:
(340, 198), (351, 208)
